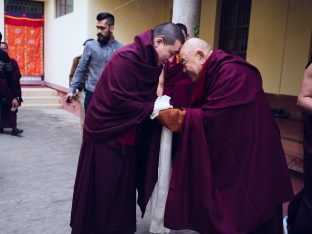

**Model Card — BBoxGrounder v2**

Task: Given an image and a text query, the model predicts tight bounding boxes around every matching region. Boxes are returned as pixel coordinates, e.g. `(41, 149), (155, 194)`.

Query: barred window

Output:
(4, 0), (44, 15)
(218, 0), (252, 59)
(55, 0), (73, 18)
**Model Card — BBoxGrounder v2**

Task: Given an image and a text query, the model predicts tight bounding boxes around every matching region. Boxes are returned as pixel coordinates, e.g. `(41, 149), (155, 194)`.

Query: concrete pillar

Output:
(172, 0), (201, 37)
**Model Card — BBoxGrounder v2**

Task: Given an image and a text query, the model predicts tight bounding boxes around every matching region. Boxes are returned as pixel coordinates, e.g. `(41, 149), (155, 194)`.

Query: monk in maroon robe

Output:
(0, 42), (23, 135)
(158, 38), (294, 234)
(0, 34), (19, 133)
(70, 23), (185, 234)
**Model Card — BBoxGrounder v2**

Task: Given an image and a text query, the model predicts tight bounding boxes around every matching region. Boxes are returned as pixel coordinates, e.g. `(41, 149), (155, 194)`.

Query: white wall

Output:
(44, 0), (89, 88)
(0, 0), (4, 36)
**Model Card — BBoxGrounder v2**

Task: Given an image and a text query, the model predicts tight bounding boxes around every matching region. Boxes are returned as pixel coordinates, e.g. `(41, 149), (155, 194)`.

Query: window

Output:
(218, 0), (252, 59)
(5, 0), (44, 15)
(55, 0), (73, 18)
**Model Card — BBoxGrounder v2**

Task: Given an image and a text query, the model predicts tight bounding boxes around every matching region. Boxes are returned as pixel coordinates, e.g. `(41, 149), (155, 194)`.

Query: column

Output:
(172, 0), (201, 37)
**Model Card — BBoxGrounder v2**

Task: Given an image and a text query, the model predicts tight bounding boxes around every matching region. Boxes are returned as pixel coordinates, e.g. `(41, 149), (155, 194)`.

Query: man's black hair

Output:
(176, 23), (188, 35)
(96, 12), (115, 26)
(0, 32), (2, 42)
(153, 22), (185, 45)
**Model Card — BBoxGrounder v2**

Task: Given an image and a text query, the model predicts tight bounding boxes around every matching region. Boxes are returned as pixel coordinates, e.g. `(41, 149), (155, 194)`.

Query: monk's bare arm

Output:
(156, 69), (164, 96)
(298, 64), (312, 113)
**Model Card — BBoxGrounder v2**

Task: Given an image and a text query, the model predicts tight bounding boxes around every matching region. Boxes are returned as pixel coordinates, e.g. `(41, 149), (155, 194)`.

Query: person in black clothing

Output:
(0, 32), (20, 135)
(287, 56), (312, 234)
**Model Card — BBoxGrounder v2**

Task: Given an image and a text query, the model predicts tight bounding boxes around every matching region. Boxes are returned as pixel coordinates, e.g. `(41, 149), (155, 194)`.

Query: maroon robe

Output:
(0, 58), (22, 129)
(70, 30), (162, 234)
(163, 57), (195, 107)
(0, 49), (15, 102)
(164, 50), (294, 234)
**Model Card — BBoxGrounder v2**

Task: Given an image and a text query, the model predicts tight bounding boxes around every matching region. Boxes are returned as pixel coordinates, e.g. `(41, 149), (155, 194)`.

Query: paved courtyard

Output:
(0, 107), (197, 234)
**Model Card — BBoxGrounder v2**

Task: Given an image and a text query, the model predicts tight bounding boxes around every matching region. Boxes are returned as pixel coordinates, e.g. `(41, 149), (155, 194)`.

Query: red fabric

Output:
(4, 14), (44, 76)
(117, 126), (137, 146)
(164, 50), (294, 234)
(4, 14), (44, 27)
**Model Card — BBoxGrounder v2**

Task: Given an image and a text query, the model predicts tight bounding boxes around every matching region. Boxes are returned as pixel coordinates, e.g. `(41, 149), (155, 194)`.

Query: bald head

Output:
(180, 38), (212, 56)
(179, 38), (213, 81)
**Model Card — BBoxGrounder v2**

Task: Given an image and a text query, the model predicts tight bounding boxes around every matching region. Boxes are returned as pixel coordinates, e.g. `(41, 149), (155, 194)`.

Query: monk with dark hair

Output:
(0, 41), (23, 136)
(158, 38), (294, 234)
(0, 32), (19, 134)
(70, 22), (185, 234)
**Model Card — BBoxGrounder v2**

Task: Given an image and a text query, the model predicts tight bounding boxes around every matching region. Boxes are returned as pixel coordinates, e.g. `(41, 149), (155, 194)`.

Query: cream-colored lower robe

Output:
(149, 126), (172, 234)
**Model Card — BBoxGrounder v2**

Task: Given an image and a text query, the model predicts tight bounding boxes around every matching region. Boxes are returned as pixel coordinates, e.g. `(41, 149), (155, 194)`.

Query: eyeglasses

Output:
(96, 26), (106, 31)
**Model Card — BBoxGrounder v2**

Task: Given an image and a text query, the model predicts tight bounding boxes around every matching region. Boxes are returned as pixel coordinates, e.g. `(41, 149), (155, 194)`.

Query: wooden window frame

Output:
(55, 0), (73, 18)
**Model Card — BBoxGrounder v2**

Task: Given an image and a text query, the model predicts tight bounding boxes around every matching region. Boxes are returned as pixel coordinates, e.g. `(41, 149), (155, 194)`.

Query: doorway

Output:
(4, 0), (44, 84)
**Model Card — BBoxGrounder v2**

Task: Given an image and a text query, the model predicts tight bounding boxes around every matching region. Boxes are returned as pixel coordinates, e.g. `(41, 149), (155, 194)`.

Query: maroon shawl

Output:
(83, 30), (162, 142)
(11, 58), (22, 101)
(163, 59), (195, 108)
(164, 50), (293, 233)
(71, 30), (163, 232)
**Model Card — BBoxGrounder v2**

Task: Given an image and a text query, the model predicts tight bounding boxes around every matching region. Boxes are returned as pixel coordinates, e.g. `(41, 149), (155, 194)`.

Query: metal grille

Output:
(219, 0), (251, 59)
(4, 0), (44, 15)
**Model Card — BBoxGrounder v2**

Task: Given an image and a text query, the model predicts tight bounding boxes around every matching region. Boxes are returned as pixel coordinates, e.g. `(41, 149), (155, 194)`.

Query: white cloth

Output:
(150, 127), (172, 234)
(78, 91), (85, 134)
(150, 95), (173, 119)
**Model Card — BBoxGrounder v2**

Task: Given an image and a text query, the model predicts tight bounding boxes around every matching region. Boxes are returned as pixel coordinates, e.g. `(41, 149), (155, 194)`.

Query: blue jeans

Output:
(84, 89), (93, 113)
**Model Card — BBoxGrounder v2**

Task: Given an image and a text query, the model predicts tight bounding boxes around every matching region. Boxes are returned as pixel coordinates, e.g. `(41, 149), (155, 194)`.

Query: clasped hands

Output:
(150, 95), (185, 132)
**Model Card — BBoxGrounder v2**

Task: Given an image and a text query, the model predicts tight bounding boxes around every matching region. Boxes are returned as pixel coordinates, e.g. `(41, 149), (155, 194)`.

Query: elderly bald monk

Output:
(158, 38), (294, 234)
(70, 23), (185, 234)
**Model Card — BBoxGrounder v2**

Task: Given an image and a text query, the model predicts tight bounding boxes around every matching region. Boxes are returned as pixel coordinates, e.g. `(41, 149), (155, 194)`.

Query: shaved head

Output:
(179, 38), (213, 81)
(180, 38), (212, 56)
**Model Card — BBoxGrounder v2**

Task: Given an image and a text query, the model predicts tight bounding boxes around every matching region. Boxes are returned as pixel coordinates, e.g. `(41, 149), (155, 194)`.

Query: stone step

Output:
(20, 87), (62, 108)
(22, 96), (61, 105)
(21, 87), (58, 97)
(20, 104), (63, 109)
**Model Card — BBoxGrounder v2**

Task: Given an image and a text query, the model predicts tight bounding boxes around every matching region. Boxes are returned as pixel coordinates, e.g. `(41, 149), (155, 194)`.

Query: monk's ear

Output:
(110, 25), (114, 32)
(154, 36), (164, 48)
(196, 50), (205, 64)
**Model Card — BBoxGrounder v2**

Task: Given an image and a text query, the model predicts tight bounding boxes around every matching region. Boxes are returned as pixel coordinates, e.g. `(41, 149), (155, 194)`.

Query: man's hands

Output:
(158, 108), (186, 132)
(150, 95), (173, 119)
(65, 92), (78, 104)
